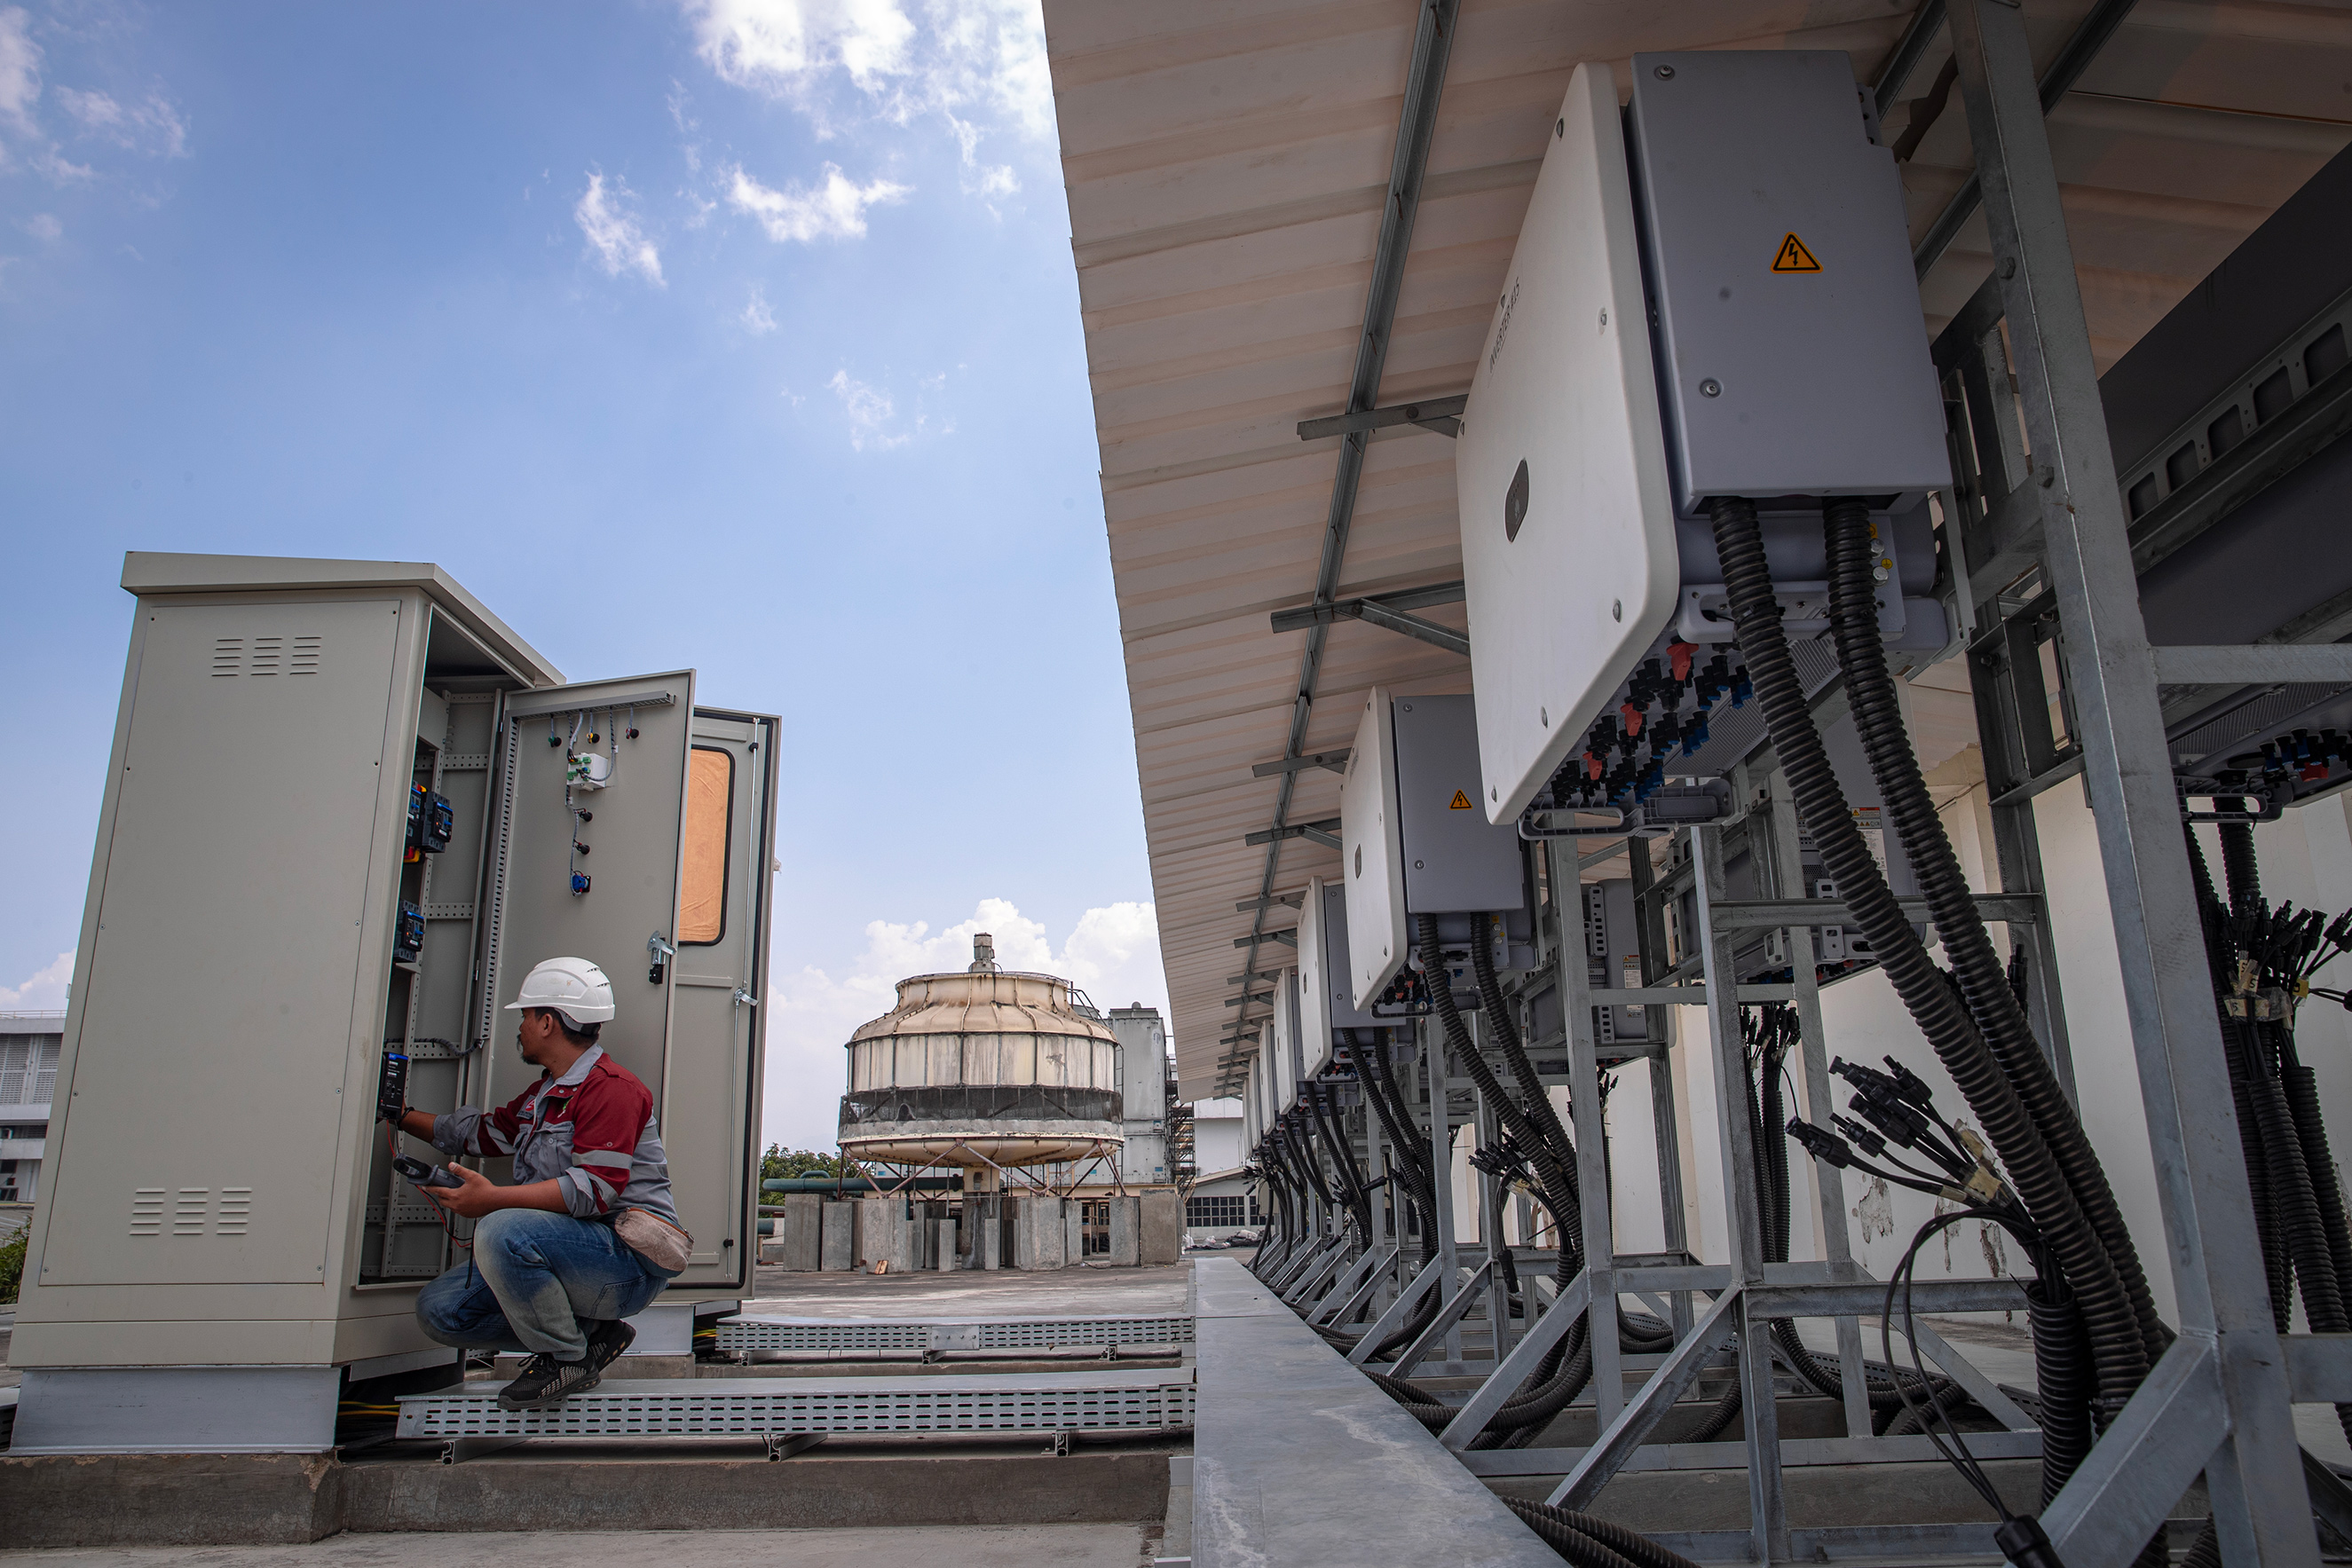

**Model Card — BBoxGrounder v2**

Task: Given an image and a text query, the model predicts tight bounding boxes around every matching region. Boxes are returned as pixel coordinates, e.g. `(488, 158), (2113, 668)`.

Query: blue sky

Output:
(0, 0), (1169, 1152)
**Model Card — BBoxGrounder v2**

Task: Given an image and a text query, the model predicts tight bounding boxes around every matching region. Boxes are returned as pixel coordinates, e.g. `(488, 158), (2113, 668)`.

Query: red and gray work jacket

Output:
(432, 1045), (683, 1229)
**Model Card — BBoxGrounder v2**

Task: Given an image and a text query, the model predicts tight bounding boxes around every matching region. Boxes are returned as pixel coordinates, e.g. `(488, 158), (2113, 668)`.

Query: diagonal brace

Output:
(1441, 1271), (1592, 1449)
(1549, 1288), (1744, 1509)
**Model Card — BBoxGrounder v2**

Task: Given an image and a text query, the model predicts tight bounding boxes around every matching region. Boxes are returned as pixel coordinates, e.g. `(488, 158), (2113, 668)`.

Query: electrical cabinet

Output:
(1456, 61), (1678, 824)
(12, 555), (777, 1454)
(1296, 878), (1377, 1080)
(1457, 57), (1953, 829)
(1341, 690), (1527, 1007)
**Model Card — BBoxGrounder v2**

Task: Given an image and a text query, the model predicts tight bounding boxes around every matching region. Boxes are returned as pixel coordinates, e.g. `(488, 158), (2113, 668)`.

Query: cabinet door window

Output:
(678, 746), (733, 945)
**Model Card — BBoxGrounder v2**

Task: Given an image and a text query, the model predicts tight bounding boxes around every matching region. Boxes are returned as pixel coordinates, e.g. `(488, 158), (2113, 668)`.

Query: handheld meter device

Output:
(391, 1154), (463, 1191)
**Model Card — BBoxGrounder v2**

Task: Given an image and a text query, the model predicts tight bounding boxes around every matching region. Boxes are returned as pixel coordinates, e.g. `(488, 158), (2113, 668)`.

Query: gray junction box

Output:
(1626, 51), (1950, 515)
(11, 554), (778, 1454)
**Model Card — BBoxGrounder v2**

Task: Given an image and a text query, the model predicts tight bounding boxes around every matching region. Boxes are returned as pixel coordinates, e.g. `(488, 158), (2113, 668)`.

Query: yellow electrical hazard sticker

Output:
(1772, 232), (1821, 272)
(1449, 790), (1474, 810)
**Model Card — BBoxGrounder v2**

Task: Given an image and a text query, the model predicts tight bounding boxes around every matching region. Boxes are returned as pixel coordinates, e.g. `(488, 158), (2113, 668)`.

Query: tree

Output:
(760, 1144), (848, 1182)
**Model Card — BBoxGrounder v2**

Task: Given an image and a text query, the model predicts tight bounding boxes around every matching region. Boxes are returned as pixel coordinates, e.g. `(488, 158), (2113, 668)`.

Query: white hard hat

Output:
(503, 957), (616, 1026)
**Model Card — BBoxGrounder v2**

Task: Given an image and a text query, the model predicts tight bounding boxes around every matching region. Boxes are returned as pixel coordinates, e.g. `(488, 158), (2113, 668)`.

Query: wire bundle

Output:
(1710, 494), (2159, 1535)
(2189, 821), (2352, 1449)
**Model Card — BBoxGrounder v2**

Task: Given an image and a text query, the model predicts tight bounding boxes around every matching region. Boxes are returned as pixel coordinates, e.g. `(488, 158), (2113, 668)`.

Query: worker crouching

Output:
(389, 956), (691, 1410)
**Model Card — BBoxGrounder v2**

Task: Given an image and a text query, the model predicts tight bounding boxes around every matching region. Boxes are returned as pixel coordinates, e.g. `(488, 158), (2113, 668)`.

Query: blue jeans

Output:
(416, 1209), (673, 1361)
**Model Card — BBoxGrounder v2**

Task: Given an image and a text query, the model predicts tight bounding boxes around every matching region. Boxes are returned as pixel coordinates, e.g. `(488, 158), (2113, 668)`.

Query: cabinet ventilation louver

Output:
(209, 634), (323, 677)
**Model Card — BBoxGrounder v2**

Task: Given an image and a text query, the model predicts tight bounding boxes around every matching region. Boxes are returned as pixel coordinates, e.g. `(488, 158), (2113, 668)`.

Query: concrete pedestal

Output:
(935, 1217), (959, 1270)
(1013, 1194), (1065, 1270)
(776, 1193), (821, 1272)
(1064, 1204), (1085, 1265)
(855, 1195), (898, 1272)
(818, 1201), (854, 1271)
(1140, 1190), (1182, 1265)
(1106, 1194), (1142, 1265)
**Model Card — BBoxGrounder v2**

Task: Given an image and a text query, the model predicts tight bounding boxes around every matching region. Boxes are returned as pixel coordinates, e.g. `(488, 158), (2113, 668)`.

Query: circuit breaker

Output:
(1456, 57), (1952, 827)
(11, 555), (778, 1456)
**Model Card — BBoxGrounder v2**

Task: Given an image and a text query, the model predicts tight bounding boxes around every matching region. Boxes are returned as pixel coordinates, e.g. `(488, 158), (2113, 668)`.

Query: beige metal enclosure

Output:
(11, 555), (775, 1450)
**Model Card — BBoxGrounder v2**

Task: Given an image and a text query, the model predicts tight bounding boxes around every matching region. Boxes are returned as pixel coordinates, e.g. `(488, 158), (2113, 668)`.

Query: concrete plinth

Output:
(972, 1194), (1004, 1270)
(1140, 1190), (1182, 1265)
(935, 1217), (959, 1270)
(820, 1200), (854, 1271)
(857, 1195), (900, 1272)
(777, 1193), (822, 1272)
(1064, 1203), (1085, 1265)
(1013, 1194), (1065, 1270)
(1106, 1195), (1142, 1265)
(0, 1447), (1175, 1547)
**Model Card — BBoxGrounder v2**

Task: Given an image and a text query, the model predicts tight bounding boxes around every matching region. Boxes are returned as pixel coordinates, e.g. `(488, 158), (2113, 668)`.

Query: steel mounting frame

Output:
(1941, 1), (2331, 1563)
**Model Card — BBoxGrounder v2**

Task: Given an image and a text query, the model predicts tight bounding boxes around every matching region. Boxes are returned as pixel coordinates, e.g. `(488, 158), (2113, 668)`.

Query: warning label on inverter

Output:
(1772, 232), (1821, 272)
(1448, 790), (1474, 810)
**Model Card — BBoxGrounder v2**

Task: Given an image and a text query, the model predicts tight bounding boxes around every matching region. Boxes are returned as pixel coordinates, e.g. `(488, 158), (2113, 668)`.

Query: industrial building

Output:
(0, 1013), (59, 1210)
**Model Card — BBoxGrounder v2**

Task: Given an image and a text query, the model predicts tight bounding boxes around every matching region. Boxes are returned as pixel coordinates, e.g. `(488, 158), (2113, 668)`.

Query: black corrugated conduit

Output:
(1824, 499), (2167, 1375)
(1309, 1086), (1377, 1248)
(2187, 823), (2352, 1448)
(1310, 1033), (1456, 1359)
(1357, 1029), (1440, 1272)
(1502, 1497), (1704, 1568)
(1715, 493), (2147, 1413)
(1415, 912), (1598, 1444)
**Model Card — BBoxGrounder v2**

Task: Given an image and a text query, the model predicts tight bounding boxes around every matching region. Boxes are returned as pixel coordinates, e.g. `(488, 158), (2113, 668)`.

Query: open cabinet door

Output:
(474, 672), (696, 1169)
(659, 707), (777, 1288)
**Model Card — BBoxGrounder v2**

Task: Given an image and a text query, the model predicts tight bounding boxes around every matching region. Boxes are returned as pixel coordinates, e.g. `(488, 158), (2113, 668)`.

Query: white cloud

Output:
(728, 162), (907, 244)
(573, 172), (665, 286)
(762, 899), (1166, 1152)
(0, 7), (38, 136)
(0, 950), (72, 1011)
(684, 0), (1050, 186)
(741, 283), (777, 334)
(55, 86), (185, 156)
(23, 210), (58, 240)
(827, 367), (905, 450)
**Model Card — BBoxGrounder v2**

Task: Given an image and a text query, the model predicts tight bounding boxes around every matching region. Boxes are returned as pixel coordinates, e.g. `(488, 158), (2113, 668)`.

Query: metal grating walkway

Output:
(711, 1314), (1195, 1355)
(395, 1371), (1195, 1440)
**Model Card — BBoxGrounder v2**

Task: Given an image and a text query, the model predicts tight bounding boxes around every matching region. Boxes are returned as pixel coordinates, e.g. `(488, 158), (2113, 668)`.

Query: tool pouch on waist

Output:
(614, 1208), (692, 1273)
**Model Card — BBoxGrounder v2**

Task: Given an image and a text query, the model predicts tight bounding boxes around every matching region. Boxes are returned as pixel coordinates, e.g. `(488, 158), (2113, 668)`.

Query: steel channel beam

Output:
(1235, 0), (1460, 979)
(1552, 839), (1624, 1423)
(1463, 1429), (2045, 1477)
(1702, 894), (2040, 929)
(1947, 3), (2315, 1563)
(1694, 826), (1789, 1562)
(1913, 0), (2143, 279)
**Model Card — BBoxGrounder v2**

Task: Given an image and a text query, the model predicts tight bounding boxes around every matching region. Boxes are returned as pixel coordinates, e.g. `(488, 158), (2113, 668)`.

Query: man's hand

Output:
(425, 1161), (506, 1220)
(422, 1163), (574, 1219)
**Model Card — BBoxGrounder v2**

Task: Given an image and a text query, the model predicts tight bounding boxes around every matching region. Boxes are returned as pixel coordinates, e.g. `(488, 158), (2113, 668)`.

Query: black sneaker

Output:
(496, 1352), (601, 1411)
(585, 1318), (636, 1373)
